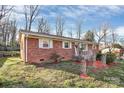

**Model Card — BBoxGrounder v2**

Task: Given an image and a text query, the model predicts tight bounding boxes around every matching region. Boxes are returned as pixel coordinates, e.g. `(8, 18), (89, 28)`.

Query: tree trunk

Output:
(81, 60), (87, 74)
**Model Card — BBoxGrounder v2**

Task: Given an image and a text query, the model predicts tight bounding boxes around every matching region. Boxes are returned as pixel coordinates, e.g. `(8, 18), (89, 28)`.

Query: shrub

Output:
(112, 43), (123, 49)
(25, 79), (48, 88)
(63, 79), (75, 87)
(72, 56), (82, 62)
(0, 51), (20, 57)
(106, 52), (116, 64)
(49, 52), (61, 63)
(96, 51), (102, 61)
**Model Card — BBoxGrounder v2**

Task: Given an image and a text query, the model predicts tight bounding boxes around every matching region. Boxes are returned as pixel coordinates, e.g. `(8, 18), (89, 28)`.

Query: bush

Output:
(96, 51), (102, 61)
(0, 41), (20, 51)
(106, 52), (116, 64)
(112, 43), (123, 49)
(49, 52), (61, 63)
(25, 79), (48, 88)
(72, 56), (82, 62)
(63, 79), (75, 87)
(0, 51), (20, 58)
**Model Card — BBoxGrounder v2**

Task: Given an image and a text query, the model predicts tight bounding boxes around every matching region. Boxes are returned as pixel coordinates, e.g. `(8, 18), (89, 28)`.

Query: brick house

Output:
(19, 30), (95, 63)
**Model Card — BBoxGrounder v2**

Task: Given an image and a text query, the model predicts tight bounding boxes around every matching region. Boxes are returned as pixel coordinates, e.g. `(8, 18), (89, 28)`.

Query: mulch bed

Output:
(107, 62), (120, 67)
(52, 61), (60, 64)
(74, 60), (120, 68)
(93, 61), (107, 69)
(80, 74), (90, 79)
(78, 60), (121, 79)
(74, 61), (93, 66)
(74, 61), (83, 64)
(91, 61), (121, 74)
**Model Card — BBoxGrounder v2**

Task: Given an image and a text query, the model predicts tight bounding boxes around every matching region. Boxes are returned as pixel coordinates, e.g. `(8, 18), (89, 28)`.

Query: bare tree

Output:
(0, 5), (13, 21)
(76, 20), (83, 39)
(37, 17), (50, 34)
(95, 29), (105, 47)
(24, 6), (28, 31)
(56, 16), (65, 36)
(0, 18), (11, 50)
(95, 23), (110, 49)
(0, 5), (13, 39)
(0, 6), (19, 50)
(10, 20), (17, 45)
(1, 19), (9, 42)
(111, 29), (118, 45)
(101, 23), (110, 48)
(68, 30), (73, 38)
(0, 5), (13, 47)
(68, 26), (73, 38)
(24, 5), (40, 32)
(0, 19), (17, 42)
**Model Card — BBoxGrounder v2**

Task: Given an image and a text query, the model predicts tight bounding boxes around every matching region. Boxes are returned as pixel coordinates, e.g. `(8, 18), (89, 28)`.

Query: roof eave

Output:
(19, 30), (95, 44)
(20, 31), (80, 42)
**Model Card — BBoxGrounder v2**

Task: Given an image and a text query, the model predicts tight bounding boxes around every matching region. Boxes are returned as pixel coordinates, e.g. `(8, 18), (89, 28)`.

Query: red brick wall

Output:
(27, 38), (75, 63)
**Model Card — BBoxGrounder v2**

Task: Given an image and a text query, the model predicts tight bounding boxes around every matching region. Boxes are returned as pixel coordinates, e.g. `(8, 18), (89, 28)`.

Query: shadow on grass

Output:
(0, 78), (48, 88)
(0, 57), (8, 67)
(34, 61), (82, 75)
(88, 63), (124, 87)
(34, 61), (124, 87)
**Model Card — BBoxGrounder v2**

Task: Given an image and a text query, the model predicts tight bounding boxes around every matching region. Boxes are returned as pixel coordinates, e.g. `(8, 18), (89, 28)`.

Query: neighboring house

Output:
(98, 42), (114, 50)
(19, 30), (95, 63)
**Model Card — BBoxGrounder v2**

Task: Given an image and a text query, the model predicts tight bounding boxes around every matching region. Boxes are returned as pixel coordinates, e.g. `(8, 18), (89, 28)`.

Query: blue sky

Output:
(11, 5), (124, 37)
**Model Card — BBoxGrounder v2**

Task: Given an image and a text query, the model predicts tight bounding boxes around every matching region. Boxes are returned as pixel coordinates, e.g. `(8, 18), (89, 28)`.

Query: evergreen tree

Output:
(84, 30), (95, 42)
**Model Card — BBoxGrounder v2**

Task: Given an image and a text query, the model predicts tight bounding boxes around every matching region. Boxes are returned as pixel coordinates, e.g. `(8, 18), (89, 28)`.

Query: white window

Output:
(39, 38), (53, 48)
(62, 41), (72, 49)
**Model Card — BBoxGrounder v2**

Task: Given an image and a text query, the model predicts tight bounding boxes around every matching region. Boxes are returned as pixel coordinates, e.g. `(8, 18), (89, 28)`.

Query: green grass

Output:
(0, 57), (123, 88)
(88, 63), (124, 87)
(115, 59), (124, 63)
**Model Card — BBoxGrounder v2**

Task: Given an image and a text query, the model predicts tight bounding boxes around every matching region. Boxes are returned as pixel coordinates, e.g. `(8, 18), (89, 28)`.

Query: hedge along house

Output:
(19, 30), (95, 63)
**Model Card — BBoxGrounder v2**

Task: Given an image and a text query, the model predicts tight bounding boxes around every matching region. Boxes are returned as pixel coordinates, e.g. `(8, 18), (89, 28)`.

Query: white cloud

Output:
(113, 26), (124, 44)
(49, 12), (58, 18)
(9, 6), (25, 21)
(16, 5), (123, 24)
(13, 5), (24, 14)
(115, 26), (124, 36)
(11, 5), (124, 21)
(105, 6), (122, 12)
(65, 6), (124, 20)
(10, 12), (24, 20)
(5, 5), (124, 35)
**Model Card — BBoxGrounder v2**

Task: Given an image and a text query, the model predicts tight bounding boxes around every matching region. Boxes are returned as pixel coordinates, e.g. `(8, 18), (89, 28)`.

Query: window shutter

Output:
(70, 42), (72, 48)
(50, 40), (53, 48)
(39, 39), (43, 48)
(62, 41), (64, 48)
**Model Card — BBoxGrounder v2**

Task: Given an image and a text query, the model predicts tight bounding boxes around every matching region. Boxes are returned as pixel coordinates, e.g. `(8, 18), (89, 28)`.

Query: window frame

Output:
(62, 41), (72, 49)
(39, 38), (53, 49)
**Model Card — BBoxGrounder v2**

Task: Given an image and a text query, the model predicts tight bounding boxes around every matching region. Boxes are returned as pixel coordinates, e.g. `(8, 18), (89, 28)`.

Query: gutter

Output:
(20, 30), (95, 45)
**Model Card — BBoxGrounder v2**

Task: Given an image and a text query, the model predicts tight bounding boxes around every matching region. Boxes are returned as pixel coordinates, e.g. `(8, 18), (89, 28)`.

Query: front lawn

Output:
(0, 57), (123, 88)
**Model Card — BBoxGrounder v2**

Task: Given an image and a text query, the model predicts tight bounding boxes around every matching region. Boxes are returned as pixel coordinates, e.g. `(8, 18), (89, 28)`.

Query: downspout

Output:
(25, 34), (28, 63)
(86, 44), (88, 51)
(74, 45), (78, 56)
